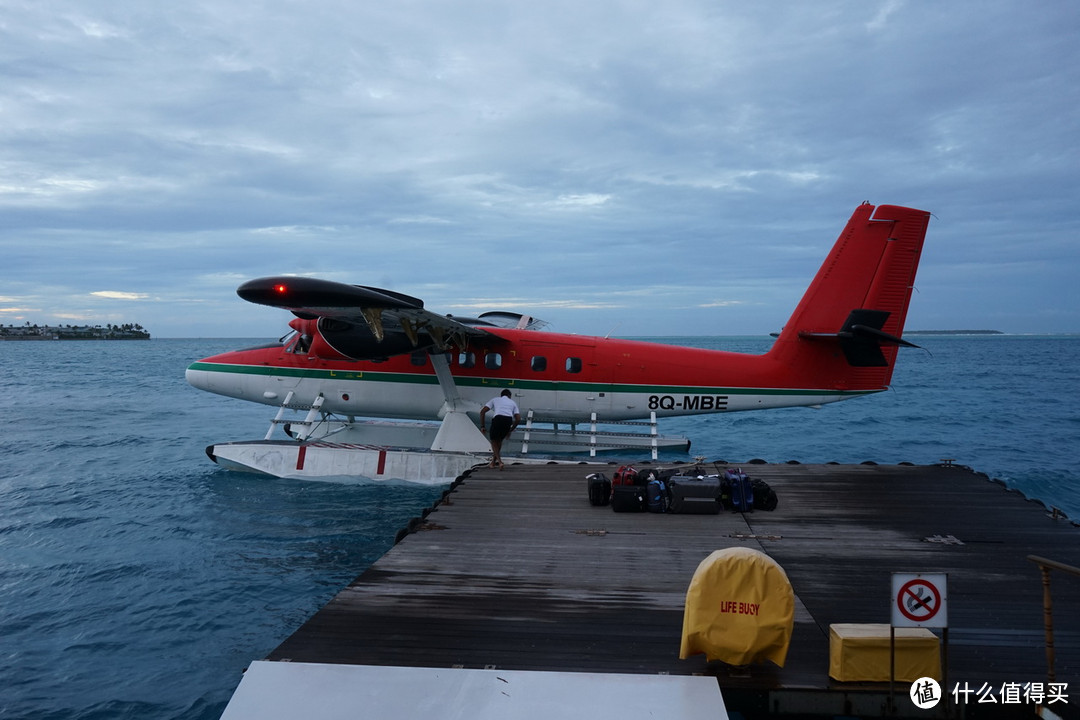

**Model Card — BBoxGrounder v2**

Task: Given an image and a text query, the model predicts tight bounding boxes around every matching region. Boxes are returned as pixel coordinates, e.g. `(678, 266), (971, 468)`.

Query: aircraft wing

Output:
(236, 276), (539, 360)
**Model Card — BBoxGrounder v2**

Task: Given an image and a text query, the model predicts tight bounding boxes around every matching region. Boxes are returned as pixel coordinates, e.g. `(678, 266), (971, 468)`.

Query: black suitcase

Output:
(587, 472), (611, 506)
(610, 484), (646, 512)
(668, 475), (721, 514)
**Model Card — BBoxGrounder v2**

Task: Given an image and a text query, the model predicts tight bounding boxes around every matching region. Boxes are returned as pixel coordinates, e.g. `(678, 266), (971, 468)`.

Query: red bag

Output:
(612, 465), (638, 487)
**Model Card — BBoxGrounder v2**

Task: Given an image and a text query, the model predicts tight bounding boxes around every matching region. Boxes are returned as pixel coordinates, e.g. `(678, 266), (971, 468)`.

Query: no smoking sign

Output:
(892, 573), (948, 628)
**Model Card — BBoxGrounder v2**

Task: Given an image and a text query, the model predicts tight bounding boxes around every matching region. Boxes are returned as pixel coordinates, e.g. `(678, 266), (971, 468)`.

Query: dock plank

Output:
(267, 462), (1080, 718)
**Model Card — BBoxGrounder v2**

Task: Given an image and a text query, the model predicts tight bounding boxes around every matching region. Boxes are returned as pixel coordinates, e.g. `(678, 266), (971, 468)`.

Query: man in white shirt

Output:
(479, 389), (521, 469)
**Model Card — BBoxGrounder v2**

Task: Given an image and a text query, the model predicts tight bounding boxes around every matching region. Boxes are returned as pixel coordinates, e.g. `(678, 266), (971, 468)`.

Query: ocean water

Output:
(1, 335), (1077, 719)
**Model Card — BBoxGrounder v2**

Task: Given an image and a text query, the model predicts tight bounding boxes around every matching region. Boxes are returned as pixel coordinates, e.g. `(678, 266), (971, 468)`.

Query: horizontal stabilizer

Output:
(799, 309), (921, 367)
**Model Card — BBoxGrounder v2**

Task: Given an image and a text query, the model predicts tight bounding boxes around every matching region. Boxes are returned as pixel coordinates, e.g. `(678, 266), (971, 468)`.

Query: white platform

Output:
(220, 662), (728, 720)
(207, 440), (485, 484)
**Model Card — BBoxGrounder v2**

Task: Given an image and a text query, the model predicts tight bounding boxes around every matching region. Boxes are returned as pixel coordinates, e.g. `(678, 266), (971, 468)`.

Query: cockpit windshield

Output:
(284, 331), (311, 354)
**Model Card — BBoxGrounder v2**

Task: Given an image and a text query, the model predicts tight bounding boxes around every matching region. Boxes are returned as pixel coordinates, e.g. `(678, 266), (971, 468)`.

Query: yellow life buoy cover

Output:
(679, 547), (795, 667)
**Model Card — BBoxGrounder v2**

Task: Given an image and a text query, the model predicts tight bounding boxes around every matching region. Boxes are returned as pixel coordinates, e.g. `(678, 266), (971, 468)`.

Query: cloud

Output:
(1, 1), (1077, 336)
(387, 216), (457, 226)
(250, 225), (344, 235)
(449, 298), (623, 311)
(549, 194), (612, 209)
(90, 291), (149, 300)
(697, 300), (747, 309)
(866, 0), (906, 31)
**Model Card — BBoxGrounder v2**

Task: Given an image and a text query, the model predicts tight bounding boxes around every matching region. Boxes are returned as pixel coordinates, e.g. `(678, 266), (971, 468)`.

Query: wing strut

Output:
(428, 353), (490, 453)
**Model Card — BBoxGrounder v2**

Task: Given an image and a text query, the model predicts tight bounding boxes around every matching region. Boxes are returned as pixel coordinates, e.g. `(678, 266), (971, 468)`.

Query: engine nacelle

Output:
(317, 317), (437, 360)
(287, 317), (354, 361)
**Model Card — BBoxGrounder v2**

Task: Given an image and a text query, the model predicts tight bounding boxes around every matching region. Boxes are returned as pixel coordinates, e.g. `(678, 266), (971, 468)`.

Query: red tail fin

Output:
(768, 203), (931, 391)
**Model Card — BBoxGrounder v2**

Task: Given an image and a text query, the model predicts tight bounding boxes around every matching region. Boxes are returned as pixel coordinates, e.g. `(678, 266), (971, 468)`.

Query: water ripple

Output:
(1, 336), (1077, 719)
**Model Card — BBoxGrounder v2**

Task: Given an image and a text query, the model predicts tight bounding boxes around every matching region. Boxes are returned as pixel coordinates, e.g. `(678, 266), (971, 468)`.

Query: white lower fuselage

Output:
(184, 360), (870, 425)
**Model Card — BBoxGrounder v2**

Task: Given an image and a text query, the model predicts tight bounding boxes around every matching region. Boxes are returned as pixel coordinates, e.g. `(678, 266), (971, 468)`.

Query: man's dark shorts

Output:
(490, 414), (513, 442)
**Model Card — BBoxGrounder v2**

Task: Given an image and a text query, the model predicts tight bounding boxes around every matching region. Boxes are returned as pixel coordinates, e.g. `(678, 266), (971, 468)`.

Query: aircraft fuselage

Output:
(186, 329), (877, 423)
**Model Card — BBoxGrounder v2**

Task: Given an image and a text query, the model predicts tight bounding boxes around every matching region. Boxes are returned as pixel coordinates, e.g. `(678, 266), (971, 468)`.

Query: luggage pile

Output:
(586, 465), (778, 514)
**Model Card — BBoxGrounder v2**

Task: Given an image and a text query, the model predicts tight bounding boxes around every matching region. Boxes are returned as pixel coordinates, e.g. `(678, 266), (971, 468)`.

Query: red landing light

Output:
(273, 284), (288, 294)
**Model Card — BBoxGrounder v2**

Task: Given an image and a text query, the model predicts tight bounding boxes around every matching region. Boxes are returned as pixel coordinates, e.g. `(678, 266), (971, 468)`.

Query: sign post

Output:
(891, 573), (948, 712)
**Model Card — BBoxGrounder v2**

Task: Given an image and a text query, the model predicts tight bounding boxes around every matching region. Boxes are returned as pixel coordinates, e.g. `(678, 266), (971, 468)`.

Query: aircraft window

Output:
(485, 352), (502, 370)
(566, 357), (582, 373)
(290, 334), (311, 354)
(458, 352), (475, 368)
(410, 351), (427, 366)
(531, 356), (547, 372)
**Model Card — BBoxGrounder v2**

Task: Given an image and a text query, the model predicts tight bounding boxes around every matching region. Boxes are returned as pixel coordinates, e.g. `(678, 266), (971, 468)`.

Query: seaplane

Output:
(186, 202), (930, 483)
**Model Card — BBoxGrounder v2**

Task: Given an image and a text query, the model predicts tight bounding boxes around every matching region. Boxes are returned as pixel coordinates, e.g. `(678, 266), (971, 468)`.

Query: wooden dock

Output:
(265, 462), (1080, 718)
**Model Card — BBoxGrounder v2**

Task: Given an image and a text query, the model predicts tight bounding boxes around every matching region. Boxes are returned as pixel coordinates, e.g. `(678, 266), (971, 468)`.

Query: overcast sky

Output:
(2, 1), (1077, 338)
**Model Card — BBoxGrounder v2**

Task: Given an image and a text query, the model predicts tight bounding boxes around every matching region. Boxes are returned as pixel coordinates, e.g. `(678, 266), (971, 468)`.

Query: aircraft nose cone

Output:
(185, 361), (214, 392)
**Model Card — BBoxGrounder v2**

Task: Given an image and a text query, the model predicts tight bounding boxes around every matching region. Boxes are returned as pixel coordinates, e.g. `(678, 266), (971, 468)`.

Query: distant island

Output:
(905, 330), (1003, 335)
(0, 323), (151, 340)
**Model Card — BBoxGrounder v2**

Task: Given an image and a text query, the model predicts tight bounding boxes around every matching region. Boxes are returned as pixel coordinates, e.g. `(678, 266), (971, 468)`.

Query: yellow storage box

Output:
(828, 623), (941, 682)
